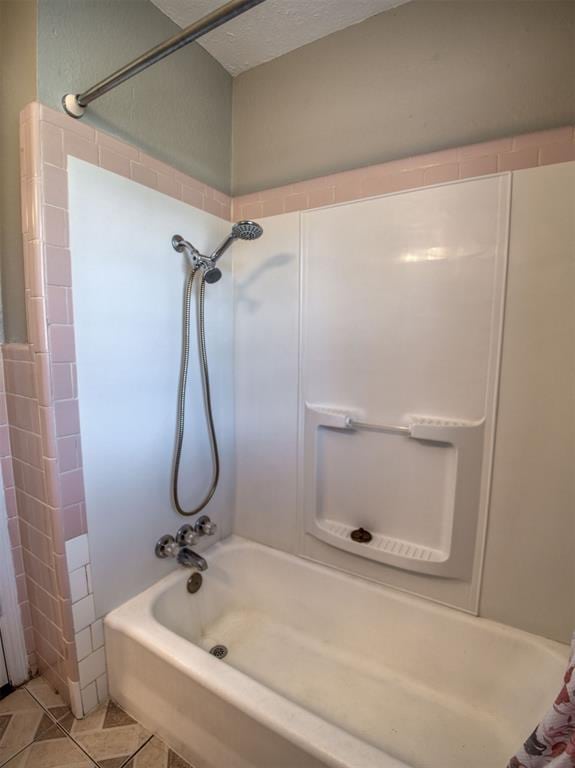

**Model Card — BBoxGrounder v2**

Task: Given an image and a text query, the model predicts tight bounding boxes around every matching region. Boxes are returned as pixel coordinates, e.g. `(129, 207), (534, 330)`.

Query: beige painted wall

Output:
(232, 1), (575, 195)
(480, 161), (575, 644)
(0, 0), (37, 343)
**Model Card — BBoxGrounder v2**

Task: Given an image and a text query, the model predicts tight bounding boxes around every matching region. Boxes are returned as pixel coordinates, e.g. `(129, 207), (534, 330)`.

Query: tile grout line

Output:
(25, 684), (156, 768)
(30, 687), (97, 765)
(23, 684), (66, 723)
(25, 688), (98, 767)
(0, 738), (40, 768)
(38, 714), (99, 767)
(23, 685), (100, 766)
(0, 689), (54, 768)
(0, 687), (78, 768)
(114, 733), (155, 768)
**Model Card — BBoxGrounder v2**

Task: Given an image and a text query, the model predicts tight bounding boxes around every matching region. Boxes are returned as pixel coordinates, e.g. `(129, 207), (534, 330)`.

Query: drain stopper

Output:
(209, 644), (228, 660)
(350, 527), (373, 543)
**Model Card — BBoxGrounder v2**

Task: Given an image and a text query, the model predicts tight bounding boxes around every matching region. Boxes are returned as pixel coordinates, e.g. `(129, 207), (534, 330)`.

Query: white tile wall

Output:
(95, 673), (108, 703)
(66, 532), (109, 715)
(86, 564), (93, 594)
(80, 681), (98, 713)
(72, 593), (96, 633)
(91, 619), (104, 650)
(78, 646), (106, 688)
(65, 534), (90, 571)
(69, 566), (89, 602)
(75, 627), (92, 661)
(68, 680), (83, 719)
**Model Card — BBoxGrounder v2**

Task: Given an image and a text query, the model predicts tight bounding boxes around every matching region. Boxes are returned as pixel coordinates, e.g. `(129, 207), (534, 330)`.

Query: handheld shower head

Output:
(203, 265), (222, 284)
(210, 220), (263, 263)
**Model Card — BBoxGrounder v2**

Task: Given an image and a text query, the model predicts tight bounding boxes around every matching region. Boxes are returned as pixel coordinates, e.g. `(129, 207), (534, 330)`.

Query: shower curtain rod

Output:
(62, 0), (267, 119)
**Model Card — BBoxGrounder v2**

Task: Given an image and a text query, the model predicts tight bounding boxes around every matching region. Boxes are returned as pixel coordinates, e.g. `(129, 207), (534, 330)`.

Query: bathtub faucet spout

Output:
(177, 547), (208, 571)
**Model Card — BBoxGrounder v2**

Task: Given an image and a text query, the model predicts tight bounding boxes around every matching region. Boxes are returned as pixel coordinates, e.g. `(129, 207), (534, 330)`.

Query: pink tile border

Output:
(10, 101), (575, 712)
(232, 125), (575, 219)
(35, 104), (232, 220)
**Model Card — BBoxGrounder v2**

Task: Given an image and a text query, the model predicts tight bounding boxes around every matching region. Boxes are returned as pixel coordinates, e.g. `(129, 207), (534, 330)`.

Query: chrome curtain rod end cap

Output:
(62, 94), (86, 119)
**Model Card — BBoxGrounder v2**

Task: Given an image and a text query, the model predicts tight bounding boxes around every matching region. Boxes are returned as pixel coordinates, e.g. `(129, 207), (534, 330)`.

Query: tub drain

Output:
(209, 644), (228, 660)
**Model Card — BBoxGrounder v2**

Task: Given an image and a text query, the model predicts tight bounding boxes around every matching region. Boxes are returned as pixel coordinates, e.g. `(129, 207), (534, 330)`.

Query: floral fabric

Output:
(509, 633), (575, 768)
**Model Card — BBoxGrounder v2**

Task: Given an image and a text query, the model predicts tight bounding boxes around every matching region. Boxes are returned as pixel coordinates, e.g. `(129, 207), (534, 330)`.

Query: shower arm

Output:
(62, 0), (268, 118)
(210, 234), (235, 263)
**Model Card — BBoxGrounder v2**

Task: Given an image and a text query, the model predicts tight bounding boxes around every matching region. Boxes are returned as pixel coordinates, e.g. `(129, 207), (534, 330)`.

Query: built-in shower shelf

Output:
(304, 404), (486, 578)
(317, 520), (446, 563)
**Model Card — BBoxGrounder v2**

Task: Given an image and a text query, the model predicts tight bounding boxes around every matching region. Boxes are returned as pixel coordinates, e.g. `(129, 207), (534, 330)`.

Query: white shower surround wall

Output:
(67, 159), (234, 619)
(234, 176), (509, 612)
(106, 537), (569, 768)
(300, 175), (509, 583)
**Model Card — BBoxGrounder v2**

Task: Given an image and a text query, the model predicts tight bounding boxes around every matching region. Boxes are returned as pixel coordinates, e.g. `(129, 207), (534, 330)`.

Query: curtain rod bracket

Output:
(62, 94), (86, 119)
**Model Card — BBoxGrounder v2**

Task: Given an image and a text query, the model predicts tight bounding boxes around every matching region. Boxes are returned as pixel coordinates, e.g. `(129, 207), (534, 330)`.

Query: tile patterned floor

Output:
(0, 679), (194, 768)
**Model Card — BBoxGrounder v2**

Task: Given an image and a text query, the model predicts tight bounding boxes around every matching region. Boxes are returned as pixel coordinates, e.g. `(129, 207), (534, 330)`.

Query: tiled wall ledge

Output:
(232, 126), (575, 220)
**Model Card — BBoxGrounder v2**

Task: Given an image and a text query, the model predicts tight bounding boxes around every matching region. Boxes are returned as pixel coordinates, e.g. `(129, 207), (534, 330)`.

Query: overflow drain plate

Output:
(209, 644), (228, 660)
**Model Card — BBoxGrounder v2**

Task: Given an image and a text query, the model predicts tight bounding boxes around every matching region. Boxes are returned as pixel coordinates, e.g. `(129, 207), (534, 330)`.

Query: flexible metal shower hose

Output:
(172, 266), (220, 516)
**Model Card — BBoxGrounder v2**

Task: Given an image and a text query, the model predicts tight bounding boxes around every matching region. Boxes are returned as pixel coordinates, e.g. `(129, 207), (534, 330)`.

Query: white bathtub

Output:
(105, 536), (567, 768)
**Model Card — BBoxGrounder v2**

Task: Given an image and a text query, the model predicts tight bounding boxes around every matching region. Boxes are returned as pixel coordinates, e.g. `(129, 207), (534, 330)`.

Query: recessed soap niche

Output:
(301, 175), (510, 580)
(304, 406), (485, 578)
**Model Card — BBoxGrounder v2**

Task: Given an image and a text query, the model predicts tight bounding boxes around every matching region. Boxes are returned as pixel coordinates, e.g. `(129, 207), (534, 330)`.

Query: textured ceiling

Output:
(151, 0), (410, 76)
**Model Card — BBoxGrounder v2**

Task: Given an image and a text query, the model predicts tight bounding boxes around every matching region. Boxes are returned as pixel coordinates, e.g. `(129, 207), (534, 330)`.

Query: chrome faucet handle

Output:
(155, 534), (178, 559)
(194, 515), (217, 536)
(176, 524), (198, 547)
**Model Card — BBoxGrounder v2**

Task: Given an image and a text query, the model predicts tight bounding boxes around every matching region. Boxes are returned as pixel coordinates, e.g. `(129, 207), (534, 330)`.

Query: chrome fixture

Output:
(195, 515), (218, 536)
(175, 517), (217, 545)
(177, 548), (208, 571)
(210, 220), (264, 263)
(187, 573), (203, 594)
(172, 234), (200, 260)
(171, 222), (263, 517)
(155, 517), (217, 570)
(172, 235), (222, 284)
(209, 644), (228, 659)
(345, 416), (411, 437)
(62, 0), (267, 118)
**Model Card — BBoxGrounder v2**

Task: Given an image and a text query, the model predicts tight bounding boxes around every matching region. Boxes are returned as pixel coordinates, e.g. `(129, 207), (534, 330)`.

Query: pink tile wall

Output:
(9, 101), (575, 713)
(2, 342), (76, 694)
(2, 344), (76, 696)
(10, 102), (91, 703)
(232, 125), (575, 219)
(0, 351), (35, 672)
